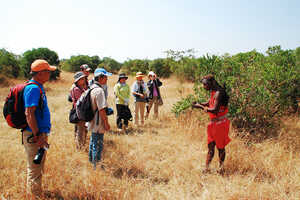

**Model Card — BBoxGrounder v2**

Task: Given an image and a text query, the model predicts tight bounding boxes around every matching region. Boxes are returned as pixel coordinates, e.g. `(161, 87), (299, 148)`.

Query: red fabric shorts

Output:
(207, 118), (231, 149)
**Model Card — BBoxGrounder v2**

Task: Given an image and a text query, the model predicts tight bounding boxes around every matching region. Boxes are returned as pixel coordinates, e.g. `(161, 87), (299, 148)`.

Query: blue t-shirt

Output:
(23, 80), (51, 134)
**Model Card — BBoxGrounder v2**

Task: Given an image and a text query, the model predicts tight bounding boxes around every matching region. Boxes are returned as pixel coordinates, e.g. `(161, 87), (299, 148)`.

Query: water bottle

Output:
(33, 146), (48, 164)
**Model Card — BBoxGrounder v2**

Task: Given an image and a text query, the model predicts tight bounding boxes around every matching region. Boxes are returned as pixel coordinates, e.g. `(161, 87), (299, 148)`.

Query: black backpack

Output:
(3, 82), (42, 129)
(76, 88), (96, 122)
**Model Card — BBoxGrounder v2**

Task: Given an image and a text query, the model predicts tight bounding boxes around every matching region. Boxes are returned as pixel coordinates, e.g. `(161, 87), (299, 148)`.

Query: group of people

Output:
(68, 65), (164, 169)
(20, 59), (230, 199)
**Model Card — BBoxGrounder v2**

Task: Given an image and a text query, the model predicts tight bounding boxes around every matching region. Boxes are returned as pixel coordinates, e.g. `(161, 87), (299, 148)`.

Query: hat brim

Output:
(86, 68), (91, 71)
(74, 75), (87, 83)
(95, 72), (113, 77)
(48, 66), (57, 71)
(32, 65), (57, 72)
(119, 76), (128, 79)
(136, 75), (145, 78)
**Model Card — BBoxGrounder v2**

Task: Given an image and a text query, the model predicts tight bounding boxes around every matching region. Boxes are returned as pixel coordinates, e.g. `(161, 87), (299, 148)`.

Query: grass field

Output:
(0, 71), (299, 200)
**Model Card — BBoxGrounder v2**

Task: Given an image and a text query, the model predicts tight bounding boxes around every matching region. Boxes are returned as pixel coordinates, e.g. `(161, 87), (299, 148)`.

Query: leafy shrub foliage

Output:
(121, 59), (150, 76)
(98, 57), (121, 74)
(20, 48), (60, 80)
(171, 46), (300, 134)
(60, 55), (102, 72)
(0, 48), (20, 78)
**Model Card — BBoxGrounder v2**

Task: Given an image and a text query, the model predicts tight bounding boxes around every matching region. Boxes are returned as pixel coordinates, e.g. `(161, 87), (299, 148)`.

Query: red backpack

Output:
(3, 81), (42, 129)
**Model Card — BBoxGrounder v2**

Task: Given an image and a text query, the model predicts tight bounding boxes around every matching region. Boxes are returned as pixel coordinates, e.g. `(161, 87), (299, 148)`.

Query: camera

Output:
(105, 107), (114, 116)
(33, 145), (49, 164)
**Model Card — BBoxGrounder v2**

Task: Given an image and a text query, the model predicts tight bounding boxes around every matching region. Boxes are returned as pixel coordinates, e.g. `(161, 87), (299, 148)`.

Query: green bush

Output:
(149, 58), (172, 78)
(61, 55), (102, 72)
(171, 46), (300, 135)
(0, 48), (20, 78)
(20, 48), (60, 80)
(121, 59), (150, 76)
(98, 57), (121, 74)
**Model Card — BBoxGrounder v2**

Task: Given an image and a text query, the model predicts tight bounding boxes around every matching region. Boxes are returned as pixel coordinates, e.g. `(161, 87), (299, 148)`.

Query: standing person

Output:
(88, 68), (112, 169)
(80, 64), (91, 79)
(68, 64), (91, 102)
(23, 59), (56, 198)
(114, 73), (131, 132)
(145, 71), (163, 119)
(70, 71), (88, 149)
(89, 68), (109, 100)
(192, 74), (231, 174)
(131, 72), (148, 126)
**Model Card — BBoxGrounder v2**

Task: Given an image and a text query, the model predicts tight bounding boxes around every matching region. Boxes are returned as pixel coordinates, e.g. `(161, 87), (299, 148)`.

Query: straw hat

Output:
(136, 72), (144, 78)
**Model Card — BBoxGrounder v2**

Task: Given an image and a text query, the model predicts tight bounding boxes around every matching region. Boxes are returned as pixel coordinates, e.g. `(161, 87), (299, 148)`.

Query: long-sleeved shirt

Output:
(114, 82), (130, 105)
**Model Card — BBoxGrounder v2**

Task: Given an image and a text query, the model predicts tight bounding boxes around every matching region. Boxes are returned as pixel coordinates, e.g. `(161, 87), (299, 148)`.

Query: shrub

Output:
(171, 46), (300, 135)
(0, 48), (20, 78)
(20, 48), (60, 80)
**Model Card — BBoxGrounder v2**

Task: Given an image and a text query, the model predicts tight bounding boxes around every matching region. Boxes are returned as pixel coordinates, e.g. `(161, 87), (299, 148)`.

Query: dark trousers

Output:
(116, 104), (129, 129)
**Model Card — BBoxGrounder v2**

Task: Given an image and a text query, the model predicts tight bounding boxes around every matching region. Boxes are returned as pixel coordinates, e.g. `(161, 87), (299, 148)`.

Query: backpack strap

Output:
(25, 81), (44, 116)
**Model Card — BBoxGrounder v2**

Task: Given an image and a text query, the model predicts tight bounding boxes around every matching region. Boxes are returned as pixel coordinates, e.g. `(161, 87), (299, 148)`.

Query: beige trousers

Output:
(23, 130), (47, 198)
(75, 121), (87, 149)
(135, 102), (145, 125)
(146, 96), (159, 119)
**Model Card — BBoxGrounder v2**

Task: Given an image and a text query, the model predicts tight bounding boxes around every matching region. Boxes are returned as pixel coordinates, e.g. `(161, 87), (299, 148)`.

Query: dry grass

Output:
(0, 71), (299, 200)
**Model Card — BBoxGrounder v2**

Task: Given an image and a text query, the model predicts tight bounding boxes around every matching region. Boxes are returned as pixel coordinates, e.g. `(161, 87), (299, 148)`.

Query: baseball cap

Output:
(80, 64), (91, 71)
(31, 59), (57, 72)
(94, 68), (112, 77)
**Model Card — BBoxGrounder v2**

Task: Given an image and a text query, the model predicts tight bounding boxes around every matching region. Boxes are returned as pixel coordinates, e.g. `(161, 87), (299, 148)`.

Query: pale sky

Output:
(1, 0), (299, 62)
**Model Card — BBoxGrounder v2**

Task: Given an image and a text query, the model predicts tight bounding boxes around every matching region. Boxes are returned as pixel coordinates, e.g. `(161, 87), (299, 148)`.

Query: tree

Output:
(149, 58), (172, 78)
(0, 48), (20, 78)
(61, 55), (102, 72)
(121, 59), (150, 75)
(98, 57), (121, 74)
(21, 48), (60, 80)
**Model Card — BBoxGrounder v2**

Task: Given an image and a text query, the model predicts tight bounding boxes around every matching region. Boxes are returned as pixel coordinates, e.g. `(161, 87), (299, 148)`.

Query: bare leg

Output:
(217, 148), (226, 174)
(205, 142), (215, 171)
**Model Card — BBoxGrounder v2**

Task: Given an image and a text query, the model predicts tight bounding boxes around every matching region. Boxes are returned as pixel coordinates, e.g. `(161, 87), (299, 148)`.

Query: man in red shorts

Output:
(192, 74), (231, 174)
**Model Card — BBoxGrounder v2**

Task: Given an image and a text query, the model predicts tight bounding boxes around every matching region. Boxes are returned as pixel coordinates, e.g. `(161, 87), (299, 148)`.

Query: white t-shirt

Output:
(87, 84), (107, 133)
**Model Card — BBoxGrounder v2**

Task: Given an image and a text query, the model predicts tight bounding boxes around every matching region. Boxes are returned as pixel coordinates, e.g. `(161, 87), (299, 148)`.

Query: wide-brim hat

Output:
(74, 71), (87, 83)
(136, 72), (145, 78)
(118, 73), (128, 80)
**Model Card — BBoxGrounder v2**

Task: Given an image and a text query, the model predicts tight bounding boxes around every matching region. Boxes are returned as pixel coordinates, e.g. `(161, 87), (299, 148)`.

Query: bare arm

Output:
(25, 106), (39, 135)
(132, 91), (145, 98)
(200, 101), (209, 107)
(99, 108), (110, 131)
(25, 106), (46, 146)
(206, 91), (221, 114)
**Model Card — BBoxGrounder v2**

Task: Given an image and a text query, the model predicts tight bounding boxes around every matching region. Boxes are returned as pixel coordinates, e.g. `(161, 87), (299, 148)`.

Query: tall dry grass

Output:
(0, 71), (299, 200)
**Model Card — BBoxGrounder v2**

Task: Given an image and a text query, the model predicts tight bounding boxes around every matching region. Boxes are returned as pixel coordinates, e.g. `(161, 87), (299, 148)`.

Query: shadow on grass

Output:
(112, 166), (169, 185)
(108, 127), (145, 135)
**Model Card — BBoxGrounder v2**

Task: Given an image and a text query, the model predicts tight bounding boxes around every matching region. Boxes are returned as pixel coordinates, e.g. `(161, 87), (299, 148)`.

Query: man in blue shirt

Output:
(22, 59), (56, 199)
